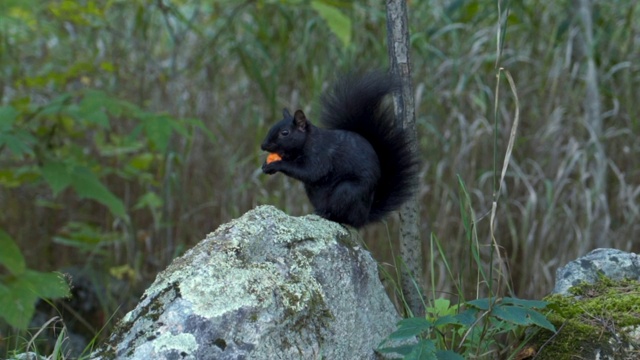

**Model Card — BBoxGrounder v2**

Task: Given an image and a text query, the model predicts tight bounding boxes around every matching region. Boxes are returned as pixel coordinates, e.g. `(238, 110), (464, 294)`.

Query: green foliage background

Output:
(0, 0), (638, 355)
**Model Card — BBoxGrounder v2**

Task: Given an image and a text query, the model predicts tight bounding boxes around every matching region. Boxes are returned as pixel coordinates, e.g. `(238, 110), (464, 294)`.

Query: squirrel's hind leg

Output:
(323, 181), (373, 228)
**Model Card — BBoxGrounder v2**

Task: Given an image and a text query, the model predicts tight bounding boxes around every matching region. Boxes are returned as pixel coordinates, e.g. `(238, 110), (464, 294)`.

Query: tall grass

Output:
(1, 0), (639, 355)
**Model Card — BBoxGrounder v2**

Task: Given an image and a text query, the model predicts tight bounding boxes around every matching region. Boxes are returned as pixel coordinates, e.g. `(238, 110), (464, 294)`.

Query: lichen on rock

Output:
(90, 205), (400, 360)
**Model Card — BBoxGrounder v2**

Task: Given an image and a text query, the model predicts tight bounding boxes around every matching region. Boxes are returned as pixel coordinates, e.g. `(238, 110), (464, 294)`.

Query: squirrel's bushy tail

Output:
(320, 70), (419, 224)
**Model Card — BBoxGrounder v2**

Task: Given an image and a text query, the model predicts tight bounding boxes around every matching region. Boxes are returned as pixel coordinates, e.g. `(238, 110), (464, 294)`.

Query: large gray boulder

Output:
(552, 248), (640, 295)
(90, 205), (400, 360)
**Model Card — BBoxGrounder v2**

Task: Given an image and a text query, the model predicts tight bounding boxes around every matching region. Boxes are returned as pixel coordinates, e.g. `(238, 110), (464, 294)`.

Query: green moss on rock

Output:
(531, 276), (640, 359)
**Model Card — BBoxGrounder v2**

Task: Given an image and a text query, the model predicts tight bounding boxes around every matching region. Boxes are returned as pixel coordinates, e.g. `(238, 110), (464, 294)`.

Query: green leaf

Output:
(0, 106), (18, 132)
(454, 308), (478, 326)
(311, 0), (352, 47)
(492, 304), (530, 326)
(436, 350), (465, 360)
(128, 153), (155, 171)
(169, 117), (190, 138)
(52, 221), (114, 253)
(388, 317), (433, 340)
(501, 297), (549, 309)
(0, 282), (38, 329)
(76, 90), (111, 128)
(0, 130), (35, 157)
(433, 314), (461, 327)
(39, 93), (72, 116)
(0, 166), (40, 188)
(0, 229), (26, 275)
(428, 297), (459, 318)
(134, 192), (163, 211)
(22, 270), (70, 299)
(0, 270), (69, 329)
(467, 297), (494, 310)
(142, 114), (173, 152)
(85, 109), (110, 128)
(42, 160), (72, 194)
(524, 308), (556, 332)
(71, 166), (126, 217)
(405, 339), (437, 360)
(100, 61), (115, 72)
(0, 169), (21, 187)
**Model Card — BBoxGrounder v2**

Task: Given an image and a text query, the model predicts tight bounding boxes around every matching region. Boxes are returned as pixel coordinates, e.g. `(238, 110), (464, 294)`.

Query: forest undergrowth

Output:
(0, 0), (638, 357)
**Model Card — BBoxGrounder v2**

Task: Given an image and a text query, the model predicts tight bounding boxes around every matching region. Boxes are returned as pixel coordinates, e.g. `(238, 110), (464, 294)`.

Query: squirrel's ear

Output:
(282, 108), (292, 119)
(293, 110), (308, 132)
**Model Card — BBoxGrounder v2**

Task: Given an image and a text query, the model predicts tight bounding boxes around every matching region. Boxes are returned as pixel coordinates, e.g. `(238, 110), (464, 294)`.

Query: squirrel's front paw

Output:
(262, 162), (278, 175)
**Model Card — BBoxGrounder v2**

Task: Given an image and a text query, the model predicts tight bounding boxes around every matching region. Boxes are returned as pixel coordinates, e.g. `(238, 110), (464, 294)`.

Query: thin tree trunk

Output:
(386, 0), (425, 317)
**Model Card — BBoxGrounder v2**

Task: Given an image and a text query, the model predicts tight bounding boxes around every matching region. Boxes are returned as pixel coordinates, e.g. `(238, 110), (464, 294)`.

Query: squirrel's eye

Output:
(280, 130), (289, 136)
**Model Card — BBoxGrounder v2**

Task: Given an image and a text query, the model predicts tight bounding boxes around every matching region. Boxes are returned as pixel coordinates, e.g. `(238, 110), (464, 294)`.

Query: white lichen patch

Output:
(183, 264), (281, 318)
(153, 332), (197, 354)
(128, 208), (333, 320)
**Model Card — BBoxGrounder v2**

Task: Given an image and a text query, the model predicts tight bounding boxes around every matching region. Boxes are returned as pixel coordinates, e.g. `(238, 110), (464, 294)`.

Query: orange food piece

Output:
(266, 153), (282, 164)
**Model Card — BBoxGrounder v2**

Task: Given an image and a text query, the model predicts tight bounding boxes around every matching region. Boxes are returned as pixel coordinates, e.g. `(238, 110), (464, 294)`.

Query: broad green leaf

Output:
(52, 221), (107, 251)
(467, 297), (493, 310)
(109, 264), (136, 281)
(0, 130), (35, 157)
(39, 93), (72, 115)
(16, 165), (40, 184)
(53, 236), (107, 254)
(6, 5), (38, 28)
(42, 160), (72, 194)
(98, 140), (144, 157)
(83, 109), (110, 128)
(0, 106), (18, 132)
(454, 308), (478, 326)
(501, 297), (549, 309)
(100, 61), (115, 72)
(429, 297), (459, 317)
(0, 270), (69, 329)
(76, 90), (111, 128)
(492, 305), (529, 326)
(0, 169), (21, 187)
(524, 308), (556, 332)
(129, 153), (155, 171)
(405, 340), (437, 360)
(169, 117), (190, 138)
(71, 166), (126, 217)
(0, 281), (38, 329)
(52, 222), (119, 254)
(143, 114), (173, 152)
(311, 1), (351, 48)
(433, 314), (461, 327)
(22, 270), (70, 299)
(79, 90), (109, 112)
(113, 98), (140, 118)
(0, 229), (26, 275)
(0, 166), (40, 187)
(436, 350), (465, 360)
(134, 192), (163, 211)
(388, 317), (432, 340)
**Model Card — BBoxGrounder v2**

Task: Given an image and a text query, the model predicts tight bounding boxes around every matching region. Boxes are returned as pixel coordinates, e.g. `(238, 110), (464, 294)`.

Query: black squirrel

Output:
(261, 70), (419, 228)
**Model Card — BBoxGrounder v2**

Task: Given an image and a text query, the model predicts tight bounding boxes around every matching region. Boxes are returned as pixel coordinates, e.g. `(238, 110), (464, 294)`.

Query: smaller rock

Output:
(552, 248), (640, 295)
(537, 276), (640, 359)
